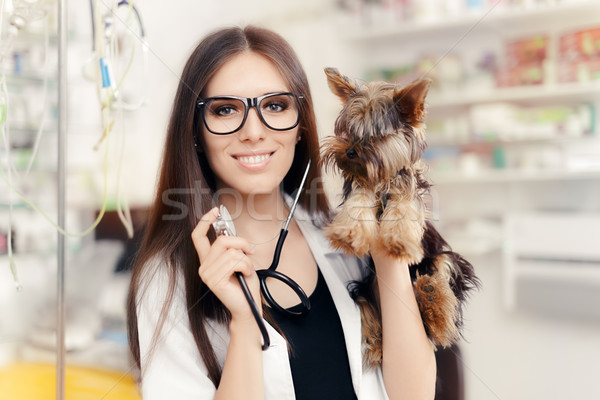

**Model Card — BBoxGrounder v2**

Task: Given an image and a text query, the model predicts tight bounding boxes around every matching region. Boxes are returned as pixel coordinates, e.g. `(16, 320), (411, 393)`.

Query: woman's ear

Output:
(194, 136), (204, 153)
(193, 132), (209, 154)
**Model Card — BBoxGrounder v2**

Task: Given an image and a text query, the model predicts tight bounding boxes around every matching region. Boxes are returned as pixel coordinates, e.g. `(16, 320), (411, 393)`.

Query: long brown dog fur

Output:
(321, 68), (479, 368)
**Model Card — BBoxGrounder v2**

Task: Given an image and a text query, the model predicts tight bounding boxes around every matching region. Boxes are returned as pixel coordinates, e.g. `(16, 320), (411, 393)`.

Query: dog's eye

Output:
(346, 148), (357, 159)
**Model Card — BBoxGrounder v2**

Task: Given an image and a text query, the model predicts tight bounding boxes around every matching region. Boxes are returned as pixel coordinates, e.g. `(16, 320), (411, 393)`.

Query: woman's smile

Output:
(232, 150), (275, 170)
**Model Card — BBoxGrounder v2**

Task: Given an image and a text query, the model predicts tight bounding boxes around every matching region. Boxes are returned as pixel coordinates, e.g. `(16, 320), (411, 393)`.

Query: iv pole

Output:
(57, 0), (67, 398)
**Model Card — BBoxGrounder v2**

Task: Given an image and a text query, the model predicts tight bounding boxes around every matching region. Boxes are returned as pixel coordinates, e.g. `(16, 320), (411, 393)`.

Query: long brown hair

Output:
(126, 26), (330, 386)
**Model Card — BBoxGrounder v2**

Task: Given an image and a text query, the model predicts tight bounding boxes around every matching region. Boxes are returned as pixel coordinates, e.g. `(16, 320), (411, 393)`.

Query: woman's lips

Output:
(232, 152), (274, 170)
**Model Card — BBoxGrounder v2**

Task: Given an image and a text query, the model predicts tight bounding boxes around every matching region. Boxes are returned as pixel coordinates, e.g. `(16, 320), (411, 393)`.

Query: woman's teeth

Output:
(237, 154), (271, 164)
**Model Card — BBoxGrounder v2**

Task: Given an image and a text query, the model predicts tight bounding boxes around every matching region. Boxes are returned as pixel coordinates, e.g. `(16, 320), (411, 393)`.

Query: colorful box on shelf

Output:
(506, 35), (549, 66)
(365, 53), (465, 95)
(558, 56), (600, 83)
(498, 35), (549, 87)
(496, 61), (545, 87)
(560, 27), (600, 59)
(557, 26), (600, 83)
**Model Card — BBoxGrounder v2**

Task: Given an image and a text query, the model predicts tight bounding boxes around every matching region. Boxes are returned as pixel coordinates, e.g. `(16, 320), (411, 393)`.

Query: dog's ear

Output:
(393, 78), (432, 124)
(325, 67), (357, 103)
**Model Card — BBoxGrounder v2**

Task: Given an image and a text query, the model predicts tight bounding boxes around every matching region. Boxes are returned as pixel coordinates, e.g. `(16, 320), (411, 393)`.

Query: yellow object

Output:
(0, 363), (141, 400)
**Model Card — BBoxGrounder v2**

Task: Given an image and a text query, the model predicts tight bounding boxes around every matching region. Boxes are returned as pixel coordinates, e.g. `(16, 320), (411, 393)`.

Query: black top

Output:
(270, 268), (358, 400)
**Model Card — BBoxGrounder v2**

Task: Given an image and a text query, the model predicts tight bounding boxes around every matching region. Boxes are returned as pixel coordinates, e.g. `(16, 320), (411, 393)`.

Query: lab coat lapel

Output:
(262, 322), (296, 400)
(292, 206), (363, 397)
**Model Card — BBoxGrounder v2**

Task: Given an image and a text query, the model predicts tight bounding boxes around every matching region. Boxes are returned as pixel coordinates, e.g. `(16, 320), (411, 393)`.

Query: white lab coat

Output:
(136, 201), (390, 399)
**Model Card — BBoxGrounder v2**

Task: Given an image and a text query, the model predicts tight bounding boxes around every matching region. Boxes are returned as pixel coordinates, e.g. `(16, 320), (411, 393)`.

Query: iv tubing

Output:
(0, 0), (138, 238)
(1, 77), (20, 288)
(25, 16), (50, 176)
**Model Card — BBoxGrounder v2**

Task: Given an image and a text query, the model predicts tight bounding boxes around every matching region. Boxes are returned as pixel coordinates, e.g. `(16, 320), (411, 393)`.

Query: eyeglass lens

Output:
(203, 93), (300, 134)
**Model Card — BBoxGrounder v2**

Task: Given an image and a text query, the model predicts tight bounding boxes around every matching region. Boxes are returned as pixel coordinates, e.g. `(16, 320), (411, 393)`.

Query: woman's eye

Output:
(263, 100), (288, 113)
(212, 105), (238, 117)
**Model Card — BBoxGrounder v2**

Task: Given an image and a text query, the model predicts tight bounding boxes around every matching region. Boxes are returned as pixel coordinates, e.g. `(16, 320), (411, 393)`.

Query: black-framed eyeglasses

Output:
(196, 92), (304, 135)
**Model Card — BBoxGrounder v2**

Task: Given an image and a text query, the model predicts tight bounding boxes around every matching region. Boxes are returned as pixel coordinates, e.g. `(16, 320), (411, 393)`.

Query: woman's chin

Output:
(244, 185), (279, 196)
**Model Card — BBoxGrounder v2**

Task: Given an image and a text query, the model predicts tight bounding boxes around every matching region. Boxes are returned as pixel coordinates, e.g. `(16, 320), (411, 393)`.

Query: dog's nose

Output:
(346, 148), (357, 159)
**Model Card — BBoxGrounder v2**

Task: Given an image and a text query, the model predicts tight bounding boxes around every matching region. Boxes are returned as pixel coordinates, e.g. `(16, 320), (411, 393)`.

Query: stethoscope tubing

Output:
(234, 271), (271, 350)
(235, 160), (312, 350)
(258, 229), (311, 316)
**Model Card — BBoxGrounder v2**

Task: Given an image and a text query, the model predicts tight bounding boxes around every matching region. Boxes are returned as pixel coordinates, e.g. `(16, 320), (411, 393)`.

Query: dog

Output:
(321, 67), (479, 368)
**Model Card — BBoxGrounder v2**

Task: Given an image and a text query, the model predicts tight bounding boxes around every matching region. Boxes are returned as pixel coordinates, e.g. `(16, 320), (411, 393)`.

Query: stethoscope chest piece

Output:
(212, 204), (236, 237)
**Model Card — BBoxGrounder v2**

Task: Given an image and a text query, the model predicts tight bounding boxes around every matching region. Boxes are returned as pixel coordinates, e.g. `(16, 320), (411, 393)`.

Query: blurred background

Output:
(1, 0), (599, 399)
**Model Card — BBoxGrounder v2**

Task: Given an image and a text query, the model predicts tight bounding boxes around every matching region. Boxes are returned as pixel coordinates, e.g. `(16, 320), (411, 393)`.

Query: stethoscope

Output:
(212, 161), (312, 350)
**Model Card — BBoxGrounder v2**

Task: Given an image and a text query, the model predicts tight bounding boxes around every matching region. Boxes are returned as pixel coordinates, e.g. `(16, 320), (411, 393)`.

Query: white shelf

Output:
(516, 262), (600, 284)
(428, 82), (600, 110)
(343, 0), (600, 41)
(427, 134), (599, 148)
(431, 169), (600, 185)
(5, 73), (57, 84)
(8, 125), (57, 134)
(445, 238), (501, 257)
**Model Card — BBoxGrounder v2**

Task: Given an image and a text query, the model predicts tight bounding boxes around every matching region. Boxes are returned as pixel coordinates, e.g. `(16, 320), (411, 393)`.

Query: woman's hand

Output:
(191, 207), (262, 325)
(193, 210), (265, 399)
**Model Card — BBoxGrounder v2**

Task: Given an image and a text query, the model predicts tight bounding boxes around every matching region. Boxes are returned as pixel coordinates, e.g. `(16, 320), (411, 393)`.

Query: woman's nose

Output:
(238, 108), (266, 142)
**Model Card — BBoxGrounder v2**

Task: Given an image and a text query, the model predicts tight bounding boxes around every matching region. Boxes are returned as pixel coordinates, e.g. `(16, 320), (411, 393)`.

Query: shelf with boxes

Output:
(339, 0), (600, 41)
(428, 82), (600, 110)
(337, 1), (600, 184)
(430, 168), (600, 185)
(424, 100), (599, 182)
(334, 1), (600, 294)
(2, 31), (59, 171)
(338, 3), (600, 103)
(1, 10), (62, 265)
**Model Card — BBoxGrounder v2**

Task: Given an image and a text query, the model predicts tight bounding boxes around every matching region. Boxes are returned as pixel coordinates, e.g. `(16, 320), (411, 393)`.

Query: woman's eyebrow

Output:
(205, 89), (291, 98)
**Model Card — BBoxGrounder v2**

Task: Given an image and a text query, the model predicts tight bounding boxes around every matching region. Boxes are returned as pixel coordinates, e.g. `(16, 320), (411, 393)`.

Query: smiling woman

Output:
(197, 51), (300, 194)
(126, 25), (436, 400)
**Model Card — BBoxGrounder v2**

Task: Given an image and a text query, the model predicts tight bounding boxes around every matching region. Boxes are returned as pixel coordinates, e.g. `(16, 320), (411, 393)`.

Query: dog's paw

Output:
(325, 216), (376, 257)
(378, 202), (425, 264)
(378, 228), (424, 264)
(414, 271), (459, 348)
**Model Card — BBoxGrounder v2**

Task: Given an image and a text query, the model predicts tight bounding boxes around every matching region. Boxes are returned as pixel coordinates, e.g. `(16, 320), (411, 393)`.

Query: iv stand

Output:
(57, 0), (68, 398)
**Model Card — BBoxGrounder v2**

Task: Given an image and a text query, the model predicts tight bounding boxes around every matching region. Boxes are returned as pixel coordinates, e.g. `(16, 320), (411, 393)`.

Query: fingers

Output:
(212, 235), (255, 255)
(191, 207), (255, 260)
(191, 206), (220, 259)
(199, 248), (255, 286)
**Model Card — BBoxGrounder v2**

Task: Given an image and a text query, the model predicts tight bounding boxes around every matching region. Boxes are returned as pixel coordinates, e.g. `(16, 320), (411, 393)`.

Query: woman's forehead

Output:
(204, 51), (290, 98)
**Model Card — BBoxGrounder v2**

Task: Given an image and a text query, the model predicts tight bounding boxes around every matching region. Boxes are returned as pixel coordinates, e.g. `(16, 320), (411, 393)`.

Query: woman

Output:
(127, 26), (436, 400)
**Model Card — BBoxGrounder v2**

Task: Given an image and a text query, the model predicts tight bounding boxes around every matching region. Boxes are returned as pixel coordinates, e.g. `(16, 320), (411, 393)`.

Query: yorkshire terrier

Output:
(321, 68), (479, 368)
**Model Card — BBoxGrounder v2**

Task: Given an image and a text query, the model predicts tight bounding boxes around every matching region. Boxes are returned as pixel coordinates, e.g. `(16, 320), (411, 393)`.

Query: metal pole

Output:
(56, 0), (67, 398)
